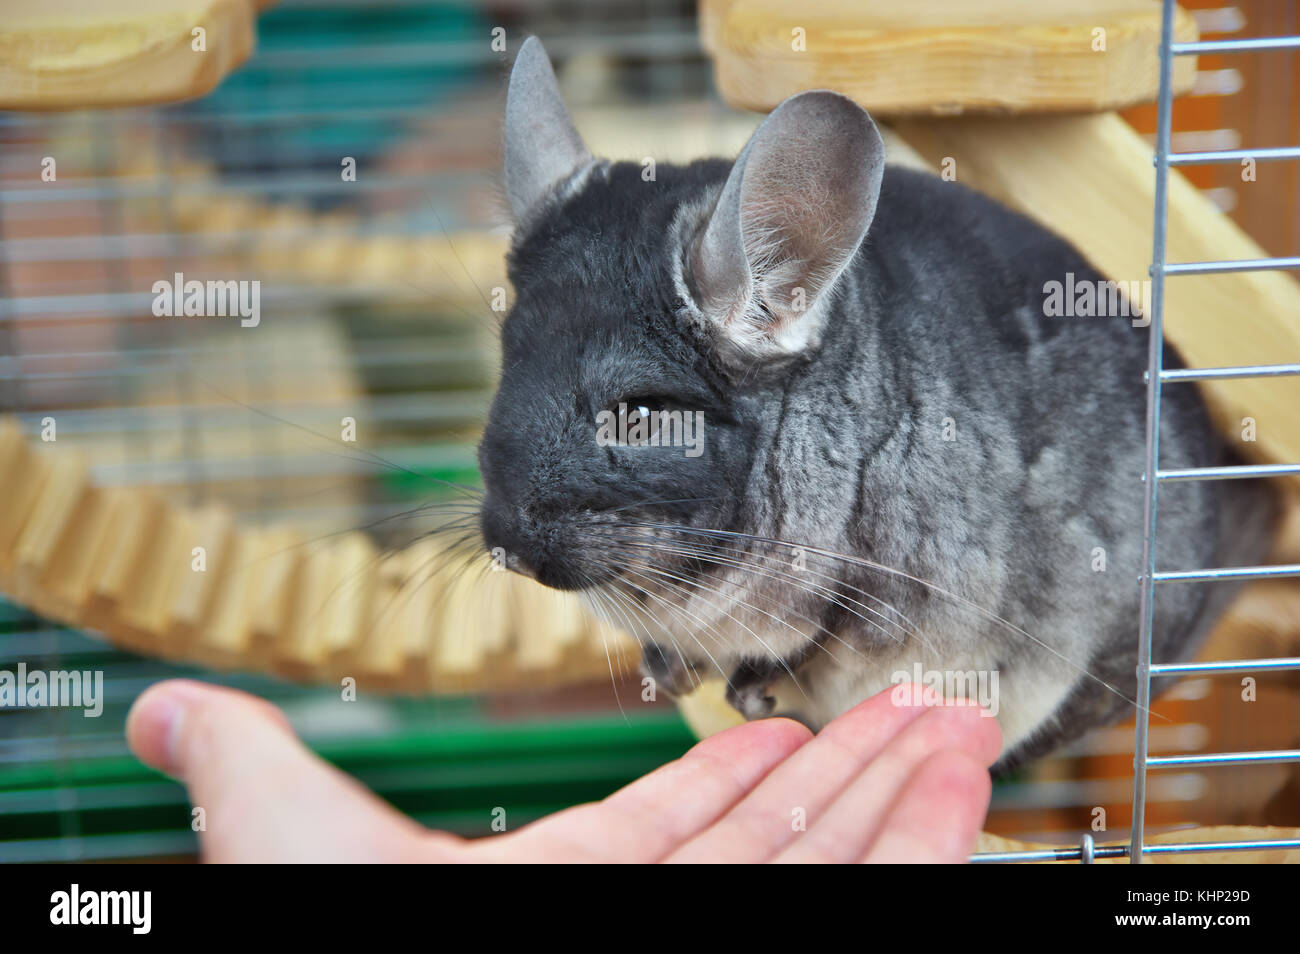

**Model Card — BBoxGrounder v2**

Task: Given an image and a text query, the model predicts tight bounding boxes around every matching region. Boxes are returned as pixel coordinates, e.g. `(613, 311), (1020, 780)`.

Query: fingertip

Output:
(868, 683), (1004, 766)
(756, 715), (816, 749)
(126, 680), (193, 776)
(686, 713), (812, 763)
(126, 679), (293, 780)
(927, 702), (1005, 767)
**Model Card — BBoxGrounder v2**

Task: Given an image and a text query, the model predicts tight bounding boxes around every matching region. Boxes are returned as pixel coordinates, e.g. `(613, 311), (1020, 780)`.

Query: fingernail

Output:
(131, 682), (201, 779)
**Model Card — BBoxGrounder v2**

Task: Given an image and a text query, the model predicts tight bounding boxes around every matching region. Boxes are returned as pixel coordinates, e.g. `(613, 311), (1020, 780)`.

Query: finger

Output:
(861, 749), (993, 863)
(126, 679), (444, 863)
(664, 684), (934, 863)
(485, 716), (812, 862)
(773, 701), (1001, 863)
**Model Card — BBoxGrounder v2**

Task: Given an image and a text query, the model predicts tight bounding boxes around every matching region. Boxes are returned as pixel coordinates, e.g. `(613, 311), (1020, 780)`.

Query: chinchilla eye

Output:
(614, 399), (664, 445)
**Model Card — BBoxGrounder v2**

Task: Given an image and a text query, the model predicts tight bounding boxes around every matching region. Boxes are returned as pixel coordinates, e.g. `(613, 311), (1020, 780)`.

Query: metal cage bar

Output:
(972, 0), (1300, 864)
(1160, 363), (1300, 381)
(1127, 0), (1300, 865)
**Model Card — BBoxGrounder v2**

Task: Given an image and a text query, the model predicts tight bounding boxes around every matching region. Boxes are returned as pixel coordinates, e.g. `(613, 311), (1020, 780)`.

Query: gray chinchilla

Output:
(476, 38), (1276, 771)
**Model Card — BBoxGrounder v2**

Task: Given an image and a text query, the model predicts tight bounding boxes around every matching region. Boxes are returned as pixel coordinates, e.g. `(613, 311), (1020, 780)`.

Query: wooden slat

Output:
(248, 526), (304, 660)
(320, 532), (378, 668)
(358, 547), (420, 687)
(118, 505), (190, 638)
(197, 527), (261, 667)
(273, 542), (334, 679)
(166, 506), (234, 639)
(513, 582), (588, 672)
(701, 0), (1198, 116)
(11, 451), (88, 596)
(40, 485), (115, 619)
(0, 0), (262, 110)
(0, 438), (48, 574)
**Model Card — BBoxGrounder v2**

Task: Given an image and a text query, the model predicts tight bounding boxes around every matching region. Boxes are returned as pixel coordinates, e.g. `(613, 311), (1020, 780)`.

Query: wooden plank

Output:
(248, 526), (303, 653)
(117, 505), (190, 638)
(702, 0), (1198, 116)
(394, 541), (445, 690)
(273, 542), (333, 679)
(167, 506), (234, 637)
(513, 581), (588, 672)
(12, 450), (88, 595)
(0, 441), (48, 574)
(320, 532), (377, 668)
(891, 112), (1300, 483)
(0, 0), (262, 110)
(429, 554), (517, 689)
(358, 547), (417, 687)
(41, 485), (115, 619)
(197, 527), (261, 667)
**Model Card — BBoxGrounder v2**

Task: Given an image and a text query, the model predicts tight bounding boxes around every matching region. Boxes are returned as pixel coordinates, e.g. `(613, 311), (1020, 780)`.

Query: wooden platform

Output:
(701, 0), (1199, 116)
(0, 0), (268, 110)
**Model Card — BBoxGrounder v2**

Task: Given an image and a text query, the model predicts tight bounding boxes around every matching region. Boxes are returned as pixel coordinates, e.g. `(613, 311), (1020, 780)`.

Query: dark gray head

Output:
(477, 37), (885, 592)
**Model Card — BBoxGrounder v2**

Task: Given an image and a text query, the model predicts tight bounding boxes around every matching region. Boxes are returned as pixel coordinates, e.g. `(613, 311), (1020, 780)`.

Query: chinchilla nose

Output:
(479, 498), (588, 590)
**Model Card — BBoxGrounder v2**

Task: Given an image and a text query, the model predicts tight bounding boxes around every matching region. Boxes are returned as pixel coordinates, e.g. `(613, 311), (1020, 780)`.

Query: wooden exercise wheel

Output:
(0, 418), (639, 694)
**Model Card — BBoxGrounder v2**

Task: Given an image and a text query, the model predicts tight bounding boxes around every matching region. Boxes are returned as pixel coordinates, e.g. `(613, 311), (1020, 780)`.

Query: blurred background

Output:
(0, 0), (1297, 861)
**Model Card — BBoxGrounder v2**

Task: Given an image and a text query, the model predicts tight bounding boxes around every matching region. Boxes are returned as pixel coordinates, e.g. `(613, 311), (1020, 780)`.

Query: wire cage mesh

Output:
(0, 0), (726, 862)
(0, 0), (1298, 863)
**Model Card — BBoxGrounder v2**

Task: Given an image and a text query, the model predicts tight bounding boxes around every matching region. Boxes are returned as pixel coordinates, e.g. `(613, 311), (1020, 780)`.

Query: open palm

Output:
(127, 679), (999, 863)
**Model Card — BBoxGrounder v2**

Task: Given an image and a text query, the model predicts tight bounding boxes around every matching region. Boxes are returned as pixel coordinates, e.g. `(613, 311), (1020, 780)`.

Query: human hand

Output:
(126, 679), (1000, 862)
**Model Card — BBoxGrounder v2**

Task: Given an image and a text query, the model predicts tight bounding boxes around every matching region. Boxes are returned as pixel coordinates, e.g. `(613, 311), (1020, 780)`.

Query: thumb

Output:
(126, 679), (445, 862)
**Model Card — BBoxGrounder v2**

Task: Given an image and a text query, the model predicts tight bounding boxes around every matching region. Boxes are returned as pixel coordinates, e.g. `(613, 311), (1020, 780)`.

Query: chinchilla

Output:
(476, 38), (1276, 770)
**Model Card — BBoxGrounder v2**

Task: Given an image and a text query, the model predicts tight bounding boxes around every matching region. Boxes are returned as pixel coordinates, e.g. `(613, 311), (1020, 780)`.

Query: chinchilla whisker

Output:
(613, 572), (742, 695)
(604, 495), (729, 515)
(628, 521), (1022, 635)
(616, 559), (762, 658)
(606, 546), (871, 667)
(361, 526), (488, 633)
(599, 576), (707, 694)
(237, 506), (479, 573)
(425, 198), (506, 331)
(192, 376), (485, 498)
(589, 527), (920, 650)
(609, 545), (892, 665)
(605, 561), (724, 663)
(412, 535), (489, 593)
(578, 561), (675, 663)
(612, 557), (749, 664)
(576, 570), (635, 724)
(593, 531), (919, 650)
(616, 560), (820, 702)
(599, 576), (705, 692)
(630, 523), (1149, 715)
(372, 541), (466, 635)
(618, 562), (805, 694)
(600, 524), (921, 634)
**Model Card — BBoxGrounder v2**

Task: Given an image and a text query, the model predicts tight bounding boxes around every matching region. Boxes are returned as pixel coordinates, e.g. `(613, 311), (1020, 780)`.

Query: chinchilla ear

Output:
(504, 37), (592, 223)
(688, 90), (885, 358)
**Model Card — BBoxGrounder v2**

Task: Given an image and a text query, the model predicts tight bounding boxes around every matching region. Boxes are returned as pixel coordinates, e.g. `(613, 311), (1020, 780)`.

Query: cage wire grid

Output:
(973, 0), (1300, 864)
(0, 0), (714, 863)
